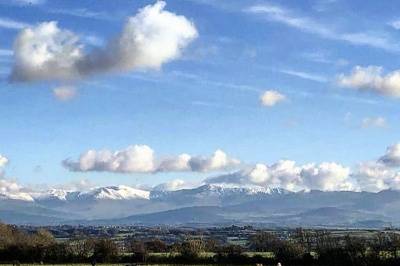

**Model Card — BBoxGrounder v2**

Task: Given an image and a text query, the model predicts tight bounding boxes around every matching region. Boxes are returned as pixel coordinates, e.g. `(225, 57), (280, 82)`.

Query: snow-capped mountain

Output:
(29, 185), (153, 220)
(33, 189), (72, 201)
(35, 185), (150, 202)
(33, 183), (287, 206)
(3, 184), (400, 227)
(199, 183), (288, 195)
(7, 183), (286, 205)
(150, 183), (289, 207)
(151, 183), (287, 198)
(81, 185), (150, 200)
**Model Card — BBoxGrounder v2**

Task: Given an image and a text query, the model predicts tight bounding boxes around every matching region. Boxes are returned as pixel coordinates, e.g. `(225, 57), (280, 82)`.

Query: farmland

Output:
(0, 224), (399, 265)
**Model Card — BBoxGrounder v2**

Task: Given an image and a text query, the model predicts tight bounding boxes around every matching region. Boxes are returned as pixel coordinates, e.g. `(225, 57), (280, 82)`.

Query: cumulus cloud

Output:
(52, 86), (77, 101)
(361, 116), (387, 128)
(300, 162), (355, 191)
(245, 161), (301, 190)
(343, 142), (400, 192)
(337, 66), (400, 98)
(206, 160), (356, 192)
(0, 155), (8, 168)
(205, 161), (296, 189)
(11, 21), (83, 81)
(260, 90), (286, 107)
(63, 145), (155, 173)
(352, 161), (394, 192)
(185, 149), (240, 172)
(64, 146), (239, 173)
(379, 143), (400, 167)
(0, 179), (33, 201)
(61, 141), (400, 193)
(10, 1), (198, 82)
(156, 154), (192, 172)
(153, 179), (197, 191)
(79, 1), (198, 75)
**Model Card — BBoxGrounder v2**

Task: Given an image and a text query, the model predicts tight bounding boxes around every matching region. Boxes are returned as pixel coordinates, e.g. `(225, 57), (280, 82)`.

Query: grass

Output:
(243, 251), (275, 258)
(148, 251), (215, 258)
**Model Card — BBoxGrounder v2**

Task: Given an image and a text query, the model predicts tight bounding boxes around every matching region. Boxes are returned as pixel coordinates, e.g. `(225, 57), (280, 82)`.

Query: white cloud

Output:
(390, 173), (400, 190)
(64, 146), (239, 173)
(0, 155), (8, 168)
(155, 150), (240, 173)
(361, 116), (387, 128)
(0, 17), (29, 30)
(11, 21), (83, 81)
(206, 160), (302, 190)
(245, 3), (399, 52)
(157, 154), (192, 172)
(79, 1), (197, 75)
(353, 161), (393, 192)
(206, 160), (357, 192)
(153, 179), (196, 191)
(260, 90), (286, 107)
(0, 179), (33, 201)
(52, 86), (77, 101)
(345, 143), (400, 192)
(337, 66), (400, 98)
(300, 162), (355, 191)
(63, 145), (155, 173)
(11, 1), (198, 82)
(186, 149), (240, 172)
(379, 143), (400, 167)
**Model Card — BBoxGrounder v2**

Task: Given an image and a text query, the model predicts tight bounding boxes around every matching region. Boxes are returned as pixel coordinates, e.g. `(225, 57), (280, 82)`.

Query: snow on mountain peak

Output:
(202, 183), (287, 195)
(85, 185), (150, 200)
(33, 185), (151, 202)
(34, 188), (71, 201)
(2, 183), (288, 204)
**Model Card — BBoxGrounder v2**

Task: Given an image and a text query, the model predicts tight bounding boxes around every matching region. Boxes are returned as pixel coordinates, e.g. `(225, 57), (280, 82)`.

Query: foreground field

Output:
(148, 251), (274, 258)
(1, 223), (400, 266)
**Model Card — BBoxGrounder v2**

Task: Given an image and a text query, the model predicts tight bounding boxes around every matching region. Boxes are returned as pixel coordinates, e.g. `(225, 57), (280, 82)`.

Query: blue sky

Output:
(1, 0), (400, 192)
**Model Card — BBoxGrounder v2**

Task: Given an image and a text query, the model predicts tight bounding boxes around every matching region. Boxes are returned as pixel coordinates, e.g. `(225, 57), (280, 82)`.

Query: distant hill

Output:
(1, 184), (400, 227)
(108, 206), (228, 225)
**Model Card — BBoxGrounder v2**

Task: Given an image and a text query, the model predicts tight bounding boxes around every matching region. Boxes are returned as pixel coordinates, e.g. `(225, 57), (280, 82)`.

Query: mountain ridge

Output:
(1, 184), (400, 227)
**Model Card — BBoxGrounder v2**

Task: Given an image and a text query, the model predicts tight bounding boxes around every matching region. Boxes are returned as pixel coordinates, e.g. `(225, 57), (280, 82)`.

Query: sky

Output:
(1, 0), (400, 193)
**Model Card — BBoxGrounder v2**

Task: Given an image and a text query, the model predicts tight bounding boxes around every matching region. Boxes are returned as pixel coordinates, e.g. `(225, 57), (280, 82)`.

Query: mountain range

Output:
(1, 183), (399, 228)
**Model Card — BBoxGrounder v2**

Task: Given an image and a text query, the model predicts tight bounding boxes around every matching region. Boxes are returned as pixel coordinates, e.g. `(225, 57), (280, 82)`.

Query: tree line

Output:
(1, 223), (400, 265)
